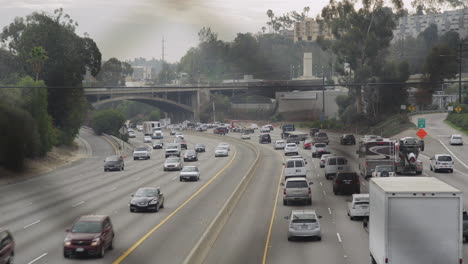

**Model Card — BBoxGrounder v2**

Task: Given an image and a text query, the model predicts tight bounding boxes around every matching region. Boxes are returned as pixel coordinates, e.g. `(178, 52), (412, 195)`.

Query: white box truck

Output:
(369, 177), (463, 264)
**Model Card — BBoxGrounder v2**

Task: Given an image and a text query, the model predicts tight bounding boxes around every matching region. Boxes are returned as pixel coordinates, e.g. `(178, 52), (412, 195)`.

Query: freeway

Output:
(204, 113), (468, 264)
(0, 127), (258, 264)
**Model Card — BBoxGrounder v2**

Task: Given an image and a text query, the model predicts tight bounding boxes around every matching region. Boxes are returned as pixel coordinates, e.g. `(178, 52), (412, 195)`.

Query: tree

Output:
(147, 110), (161, 121)
(28, 46), (48, 81)
(1, 9), (102, 145)
(318, 0), (403, 113)
(97, 58), (128, 86)
(91, 109), (126, 136)
(423, 43), (458, 90)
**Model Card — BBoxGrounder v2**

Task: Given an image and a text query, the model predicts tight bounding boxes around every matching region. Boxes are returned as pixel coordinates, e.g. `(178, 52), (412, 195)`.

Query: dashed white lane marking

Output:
(72, 201), (85, 208)
(322, 190), (327, 196)
(337, 233), (343, 243)
(436, 139), (468, 170)
(328, 208), (332, 215)
(133, 177), (141, 181)
(172, 176), (178, 181)
(423, 172), (430, 177)
(320, 182), (323, 186)
(23, 202), (33, 207)
(27, 253), (48, 264)
(24, 220), (40, 229)
(108, 187), (117, 192)
(361, 181), (367, 186)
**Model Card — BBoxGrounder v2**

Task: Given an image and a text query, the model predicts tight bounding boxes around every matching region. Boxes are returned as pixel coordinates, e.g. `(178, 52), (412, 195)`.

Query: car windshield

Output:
(354, 201), (369, 205)
(166, 158), (179, 162)
(438, 156), (452, 161)
(182, 167), (197, 172)
(315, 143), (326, 148)
(292, 214), (316, 223)
(337, 173), (357, 180)
(71, 221), (102, 233)
(453, 136), (462, 139)
(286, 181), (308, 188)
(185, 151), (195, 155)
(276, 140), (285, 144)
(286, 144), (296, 148)
(216, 146), (227, 151)
(105, 156), (119, 162)
(135, 147), (147, 151)
(135, 189), (158, 197)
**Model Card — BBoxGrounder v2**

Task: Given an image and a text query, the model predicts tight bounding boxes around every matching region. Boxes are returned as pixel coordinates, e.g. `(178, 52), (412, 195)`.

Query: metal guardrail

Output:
(408, 110), (448, 116)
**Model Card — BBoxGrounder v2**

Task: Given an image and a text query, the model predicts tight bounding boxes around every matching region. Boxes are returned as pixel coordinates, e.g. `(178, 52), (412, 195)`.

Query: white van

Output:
(284, 158), (307, 180)
(324, 156), (348, 180)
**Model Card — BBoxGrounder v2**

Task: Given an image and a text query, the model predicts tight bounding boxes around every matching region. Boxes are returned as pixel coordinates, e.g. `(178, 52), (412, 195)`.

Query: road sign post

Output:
(417, 118), (426, 128)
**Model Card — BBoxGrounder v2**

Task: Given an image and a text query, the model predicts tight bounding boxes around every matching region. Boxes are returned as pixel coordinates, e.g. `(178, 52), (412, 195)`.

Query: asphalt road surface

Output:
(0, 128), (257, 264)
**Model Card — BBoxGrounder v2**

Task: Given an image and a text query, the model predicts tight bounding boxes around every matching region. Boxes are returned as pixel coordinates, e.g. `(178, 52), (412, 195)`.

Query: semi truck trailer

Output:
(369, 177), (463, 264)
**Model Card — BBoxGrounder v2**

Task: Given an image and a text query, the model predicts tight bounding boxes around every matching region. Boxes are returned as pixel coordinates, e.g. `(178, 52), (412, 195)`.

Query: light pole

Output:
(322, 66), (325, 115)
(459, 41), (463, 103)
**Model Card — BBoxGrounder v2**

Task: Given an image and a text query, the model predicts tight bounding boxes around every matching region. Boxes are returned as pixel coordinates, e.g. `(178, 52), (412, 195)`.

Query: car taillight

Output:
(308, 187), (311, 194)
(283, 189), (286, 196)
(365, 162), (368, 167)
(335, 180), (341, 184)
(385, 258), (388, 263)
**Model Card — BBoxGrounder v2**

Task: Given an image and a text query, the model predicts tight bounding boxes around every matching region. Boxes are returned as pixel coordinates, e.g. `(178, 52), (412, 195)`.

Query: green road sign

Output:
(418, 118), (426, 128)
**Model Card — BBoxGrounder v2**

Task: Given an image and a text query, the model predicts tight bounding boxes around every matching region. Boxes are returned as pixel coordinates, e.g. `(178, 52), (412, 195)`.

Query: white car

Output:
(286, 209), (322, 241)
(274, 140), (286, 150)
(260, 126), (271, 133)
(175, 133), (184, 139)
(143, 136), (152, 143)
(311, 143), (329, 158)
(372, 165), (396, 177)
(128, 131), (136, 138)
(430, 154), (454, 173)
(179, 166), (200, 181)
(218, 142), (230, 151)
(284, 143), (299, 156)
(133, 146), (151, 160)
(449, 134), (463, 145)
(347, 194), (369, 220)
(241, 133), (251, 140)
(215, 146), (229, 157)
(320, 154), (333, 168)
(284, 158), (307, 179)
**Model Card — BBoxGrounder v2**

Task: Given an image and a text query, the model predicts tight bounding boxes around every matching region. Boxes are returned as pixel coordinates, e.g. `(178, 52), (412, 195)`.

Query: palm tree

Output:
(267, 9), (274, 32)
(28, 46), (48, 82)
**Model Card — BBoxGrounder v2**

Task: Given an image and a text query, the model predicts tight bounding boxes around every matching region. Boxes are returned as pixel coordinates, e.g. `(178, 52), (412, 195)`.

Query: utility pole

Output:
(322, 66), (325, 114)
(459, 41), (463, 103)
(162, 36), (165, 63)
(212, 101), (216, 123)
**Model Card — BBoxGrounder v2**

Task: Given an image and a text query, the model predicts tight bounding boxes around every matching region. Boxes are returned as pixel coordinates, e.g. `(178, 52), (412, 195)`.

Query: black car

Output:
(129, 187), (165, 212)
(341, 134), (356, 145)
(104, 155), (124, 172)
(183, 150), (198, 162)
(0, 228), (14, 264)
(333, 172), (360, 195)
(310, 128), (320, 137)
(259, 133), (271, 144)
(194, 144), (206, 152)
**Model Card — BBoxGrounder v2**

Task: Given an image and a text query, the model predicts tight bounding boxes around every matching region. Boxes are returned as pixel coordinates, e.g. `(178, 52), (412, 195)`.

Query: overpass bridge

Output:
(84, 79), (324, 121)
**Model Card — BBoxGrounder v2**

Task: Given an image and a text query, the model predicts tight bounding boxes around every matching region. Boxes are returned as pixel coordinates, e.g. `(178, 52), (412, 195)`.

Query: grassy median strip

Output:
(112, 149), (238, 264)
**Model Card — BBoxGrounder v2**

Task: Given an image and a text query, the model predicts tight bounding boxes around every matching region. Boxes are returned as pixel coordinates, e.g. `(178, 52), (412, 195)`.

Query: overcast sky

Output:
(0, 0), (414, 62)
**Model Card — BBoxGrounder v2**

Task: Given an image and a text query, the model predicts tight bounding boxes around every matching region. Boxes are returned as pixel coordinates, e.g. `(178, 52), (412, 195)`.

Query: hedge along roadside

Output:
(182, 130), (261, 264)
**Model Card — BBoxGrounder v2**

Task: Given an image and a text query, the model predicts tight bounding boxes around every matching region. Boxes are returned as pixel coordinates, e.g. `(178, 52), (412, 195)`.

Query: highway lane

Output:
(0, 128), (257, 264)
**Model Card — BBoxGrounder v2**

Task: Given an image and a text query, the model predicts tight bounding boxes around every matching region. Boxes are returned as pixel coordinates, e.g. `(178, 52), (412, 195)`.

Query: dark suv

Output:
(64, 215), (114, 258)
(104, 155), (124, 172)
(333, 172), (360, 195)
(340, 134), (356, 145)
(0, 229), (14, 264)
(259, 134), (271, 144)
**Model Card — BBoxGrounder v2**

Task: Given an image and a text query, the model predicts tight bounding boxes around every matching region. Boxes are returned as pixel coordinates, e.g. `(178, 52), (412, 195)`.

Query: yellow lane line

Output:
(113, 150), (238, 264)
(262, 151), (285, 264)
(101, 135), (119, 154)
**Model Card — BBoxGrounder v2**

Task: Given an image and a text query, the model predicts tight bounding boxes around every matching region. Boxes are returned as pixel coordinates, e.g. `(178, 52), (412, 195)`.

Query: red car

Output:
(64, 215), (114, 258)
(0, 228), (14, 264)
(303, 140), (313, 149)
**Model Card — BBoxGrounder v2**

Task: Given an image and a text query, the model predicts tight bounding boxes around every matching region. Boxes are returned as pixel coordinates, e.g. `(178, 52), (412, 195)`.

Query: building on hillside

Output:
(294, 18), (333, 43)
(394, 8), (468, 40)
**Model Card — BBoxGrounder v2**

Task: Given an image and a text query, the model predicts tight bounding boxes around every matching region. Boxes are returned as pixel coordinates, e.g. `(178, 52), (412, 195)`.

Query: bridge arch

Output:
(91, 96), (195, 121)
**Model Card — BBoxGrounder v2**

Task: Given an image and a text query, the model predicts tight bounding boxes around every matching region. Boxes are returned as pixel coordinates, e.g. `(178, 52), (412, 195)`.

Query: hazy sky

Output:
(0, 0), (414, 62)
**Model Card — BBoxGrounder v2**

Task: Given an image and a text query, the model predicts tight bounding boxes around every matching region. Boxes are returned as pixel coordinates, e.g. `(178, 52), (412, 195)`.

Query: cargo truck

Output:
(369, 177), (463, 264)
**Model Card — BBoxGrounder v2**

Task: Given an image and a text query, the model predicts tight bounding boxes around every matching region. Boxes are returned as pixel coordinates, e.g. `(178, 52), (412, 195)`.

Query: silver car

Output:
(179, 166), (200, 182)
(163, 157), (183, 171)
(282, 177), (312, 205)
(218, 142), (230, 151)
(214, 146), (229, 157)
(274, 140), (286, 150)
(284, 143), (299, 156)
(286, 210), (322, 241)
